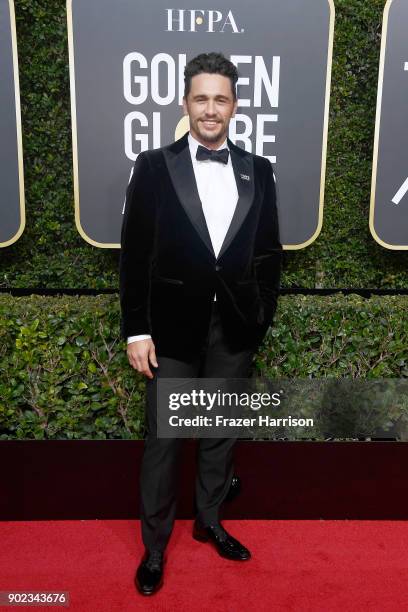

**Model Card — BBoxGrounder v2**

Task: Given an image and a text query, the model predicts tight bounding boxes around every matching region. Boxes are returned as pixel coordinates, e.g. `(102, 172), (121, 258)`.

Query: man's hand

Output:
(127, 338), (158, 379)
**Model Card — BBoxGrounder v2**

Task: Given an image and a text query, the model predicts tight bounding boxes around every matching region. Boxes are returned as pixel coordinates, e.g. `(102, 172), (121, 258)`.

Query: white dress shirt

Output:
(127, 132), (239, 344)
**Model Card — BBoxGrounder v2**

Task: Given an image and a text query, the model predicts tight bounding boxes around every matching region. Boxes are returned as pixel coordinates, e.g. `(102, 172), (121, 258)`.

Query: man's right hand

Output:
(126, 339), (158, 379)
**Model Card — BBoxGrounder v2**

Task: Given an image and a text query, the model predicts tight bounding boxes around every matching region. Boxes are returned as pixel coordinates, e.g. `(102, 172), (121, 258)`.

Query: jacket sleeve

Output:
(254, 159), (282, 325)
(119, 152), (157, 340)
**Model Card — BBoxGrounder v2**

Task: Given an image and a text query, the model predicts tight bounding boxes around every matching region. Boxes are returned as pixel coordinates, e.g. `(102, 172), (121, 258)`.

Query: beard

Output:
(193, 119), (227, 144)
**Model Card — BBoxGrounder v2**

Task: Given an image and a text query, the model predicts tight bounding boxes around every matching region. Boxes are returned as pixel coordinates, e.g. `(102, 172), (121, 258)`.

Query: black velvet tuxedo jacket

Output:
(119, 132), (282, 360)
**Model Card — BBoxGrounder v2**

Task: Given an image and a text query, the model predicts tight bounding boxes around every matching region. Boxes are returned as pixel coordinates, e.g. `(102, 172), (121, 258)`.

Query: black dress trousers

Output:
(139, 300), (256, 552)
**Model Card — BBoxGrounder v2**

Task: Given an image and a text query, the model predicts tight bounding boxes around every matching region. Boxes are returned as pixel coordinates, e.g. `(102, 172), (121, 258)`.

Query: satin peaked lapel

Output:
(217, 141), (255, 260)
(163, 136), (215, 258)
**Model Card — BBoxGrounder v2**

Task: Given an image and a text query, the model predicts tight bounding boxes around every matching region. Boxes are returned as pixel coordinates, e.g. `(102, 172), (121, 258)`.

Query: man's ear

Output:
(182, 96), (188, 116)
(231, 99), (238, 118)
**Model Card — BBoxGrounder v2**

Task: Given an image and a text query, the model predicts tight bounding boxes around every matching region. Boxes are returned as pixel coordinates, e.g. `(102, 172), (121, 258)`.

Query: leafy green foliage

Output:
(0, 294), (145, 439)
(256, 294), (408, 378)
(0, 294), (407, 439)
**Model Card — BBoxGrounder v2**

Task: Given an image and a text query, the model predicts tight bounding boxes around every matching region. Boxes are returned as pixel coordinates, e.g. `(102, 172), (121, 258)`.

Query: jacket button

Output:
(215, 265), (222, 272)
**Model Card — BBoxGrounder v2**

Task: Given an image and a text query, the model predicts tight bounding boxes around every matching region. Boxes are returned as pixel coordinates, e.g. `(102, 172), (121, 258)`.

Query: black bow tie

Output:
(196, 145), (229, 165)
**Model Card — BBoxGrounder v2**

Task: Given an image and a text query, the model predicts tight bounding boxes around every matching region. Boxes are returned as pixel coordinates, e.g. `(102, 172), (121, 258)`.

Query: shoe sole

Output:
(135, 580), (163, 596)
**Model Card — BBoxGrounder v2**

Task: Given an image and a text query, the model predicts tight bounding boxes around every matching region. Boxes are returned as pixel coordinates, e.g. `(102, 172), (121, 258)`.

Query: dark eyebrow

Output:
(192, 94), (230, 101)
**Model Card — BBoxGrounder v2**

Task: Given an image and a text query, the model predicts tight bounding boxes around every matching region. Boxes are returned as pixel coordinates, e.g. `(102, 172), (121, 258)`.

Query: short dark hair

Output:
(184, 52), (238, 100)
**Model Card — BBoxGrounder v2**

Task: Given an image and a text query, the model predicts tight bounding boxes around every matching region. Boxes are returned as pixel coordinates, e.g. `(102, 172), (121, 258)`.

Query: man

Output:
(119, 52), (282, 595)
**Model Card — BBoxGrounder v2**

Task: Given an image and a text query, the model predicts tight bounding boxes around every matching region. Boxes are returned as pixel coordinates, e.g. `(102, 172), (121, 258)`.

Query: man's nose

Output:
(205, 100), (217, 116)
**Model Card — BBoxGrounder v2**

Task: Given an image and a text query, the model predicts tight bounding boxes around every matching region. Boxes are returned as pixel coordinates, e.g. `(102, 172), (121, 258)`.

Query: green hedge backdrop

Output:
(1, 294), (407, 440)
(1, 0), (408, 288)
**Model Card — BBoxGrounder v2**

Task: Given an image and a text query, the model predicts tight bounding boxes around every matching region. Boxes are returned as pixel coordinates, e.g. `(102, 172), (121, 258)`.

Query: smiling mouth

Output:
(201, 120), (220, 128)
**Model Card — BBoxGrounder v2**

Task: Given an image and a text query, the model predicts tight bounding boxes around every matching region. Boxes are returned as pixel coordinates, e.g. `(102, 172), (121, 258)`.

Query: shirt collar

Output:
(188, 132), (229, 159)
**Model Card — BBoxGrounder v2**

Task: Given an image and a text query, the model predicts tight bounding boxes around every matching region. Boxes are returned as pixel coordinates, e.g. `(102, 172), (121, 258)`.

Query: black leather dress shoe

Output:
(225, 475), (241, 502)
(135, 549), (164, 595)
(193, 520), (251, 561)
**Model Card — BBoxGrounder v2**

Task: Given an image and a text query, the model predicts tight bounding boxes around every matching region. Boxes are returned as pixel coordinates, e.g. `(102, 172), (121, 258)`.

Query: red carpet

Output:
(1, 520), (408, 611)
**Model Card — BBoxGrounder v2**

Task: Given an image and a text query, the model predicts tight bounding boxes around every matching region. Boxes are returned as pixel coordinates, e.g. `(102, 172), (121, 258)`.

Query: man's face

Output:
(183, 73), (238, 149)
